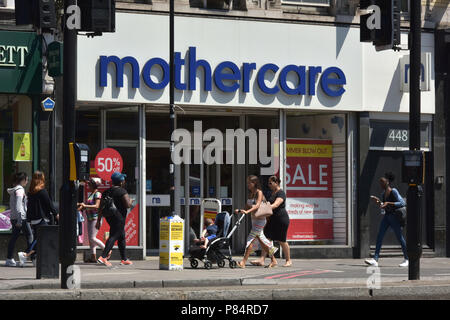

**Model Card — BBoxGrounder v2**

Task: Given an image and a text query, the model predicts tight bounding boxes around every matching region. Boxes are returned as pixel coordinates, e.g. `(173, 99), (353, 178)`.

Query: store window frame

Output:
(283, 111), (355, 248)
(281, 0), (330, 7)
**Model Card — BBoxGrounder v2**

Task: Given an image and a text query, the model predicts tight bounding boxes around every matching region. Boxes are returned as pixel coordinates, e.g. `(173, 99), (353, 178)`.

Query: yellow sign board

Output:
(13, 132), (32, 162)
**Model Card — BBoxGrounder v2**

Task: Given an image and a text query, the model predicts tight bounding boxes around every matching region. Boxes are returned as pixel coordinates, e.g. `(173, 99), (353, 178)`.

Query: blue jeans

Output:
(29, 219), (49, 260)
(374, 213), (408, 261)
(7, 220), (34, 259)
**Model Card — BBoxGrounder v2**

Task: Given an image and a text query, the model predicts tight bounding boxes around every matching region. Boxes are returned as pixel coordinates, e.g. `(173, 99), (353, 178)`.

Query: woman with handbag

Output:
(365, 172), (408, 268)
(234, 175), (277, 269)
(252, 175), (292, 268)
(18, 171), (59, 266)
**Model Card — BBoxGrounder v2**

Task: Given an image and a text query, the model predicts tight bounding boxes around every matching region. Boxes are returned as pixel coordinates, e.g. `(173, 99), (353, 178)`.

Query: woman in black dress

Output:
(252, 175), (292, 268)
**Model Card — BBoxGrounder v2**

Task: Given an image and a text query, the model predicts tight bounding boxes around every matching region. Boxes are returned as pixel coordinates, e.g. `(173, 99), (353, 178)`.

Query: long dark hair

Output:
(13, 172), (27, 186)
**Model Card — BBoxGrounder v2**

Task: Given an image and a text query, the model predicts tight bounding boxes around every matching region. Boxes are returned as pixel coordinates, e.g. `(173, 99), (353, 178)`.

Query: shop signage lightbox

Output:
(0, 31), (42, 94)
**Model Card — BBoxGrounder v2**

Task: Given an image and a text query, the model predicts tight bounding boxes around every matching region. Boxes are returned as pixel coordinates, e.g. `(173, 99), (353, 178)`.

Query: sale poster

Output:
(285, 139), (333, 241)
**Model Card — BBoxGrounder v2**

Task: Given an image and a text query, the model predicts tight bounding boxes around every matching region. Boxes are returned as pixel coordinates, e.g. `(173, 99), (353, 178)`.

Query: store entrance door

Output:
(182, 157), (234, 250)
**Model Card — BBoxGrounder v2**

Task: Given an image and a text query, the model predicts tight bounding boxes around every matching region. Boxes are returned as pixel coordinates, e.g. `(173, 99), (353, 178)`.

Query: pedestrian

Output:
(251, 175), (292, 268)
(365, 172), (409, 268)
(96, 172), (133, 267)
(5, 172), (33, 267)
(77, 178), (105, 263)
(18, 171), (59, 266)
(234, 175), (278, 269)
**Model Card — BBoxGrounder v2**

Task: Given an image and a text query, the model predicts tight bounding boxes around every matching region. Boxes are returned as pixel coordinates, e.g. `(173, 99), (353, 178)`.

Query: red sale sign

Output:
(95, 148), (123, 181)
(285, 139), (333, 241)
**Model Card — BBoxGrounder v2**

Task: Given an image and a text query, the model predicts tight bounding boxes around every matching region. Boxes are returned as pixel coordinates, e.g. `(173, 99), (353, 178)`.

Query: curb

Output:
(2, 284), (450, 300)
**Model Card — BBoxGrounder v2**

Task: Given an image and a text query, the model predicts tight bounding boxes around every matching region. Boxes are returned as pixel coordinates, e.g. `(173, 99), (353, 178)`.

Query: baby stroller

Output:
(189, 211), (246, 269)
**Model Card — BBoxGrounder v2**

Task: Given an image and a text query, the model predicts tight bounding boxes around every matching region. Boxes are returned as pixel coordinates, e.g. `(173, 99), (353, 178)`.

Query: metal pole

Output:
(60, 0), (78, 289)
(407, 0), (422, 280)
(169, 0), (176, 216)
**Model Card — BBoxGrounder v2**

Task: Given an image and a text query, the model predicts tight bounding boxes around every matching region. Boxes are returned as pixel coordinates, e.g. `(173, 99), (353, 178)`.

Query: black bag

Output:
(394, 206), (407, 227)
(99, 192), (118, 218)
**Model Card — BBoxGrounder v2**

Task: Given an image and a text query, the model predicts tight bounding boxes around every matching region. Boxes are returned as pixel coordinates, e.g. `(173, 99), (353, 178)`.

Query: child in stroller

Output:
(193, 218), (218, 249)
(189, 211), (241, 269)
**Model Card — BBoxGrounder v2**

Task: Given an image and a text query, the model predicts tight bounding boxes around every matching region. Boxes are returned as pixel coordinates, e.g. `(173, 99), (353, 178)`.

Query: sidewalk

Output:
(1, 257), (450, 299)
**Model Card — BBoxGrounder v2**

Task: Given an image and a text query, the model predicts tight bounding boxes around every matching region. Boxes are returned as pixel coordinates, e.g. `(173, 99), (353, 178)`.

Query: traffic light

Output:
(360, 0), (401, 51)
(14, 0), (56, 31)
(78, 0), (116, 33)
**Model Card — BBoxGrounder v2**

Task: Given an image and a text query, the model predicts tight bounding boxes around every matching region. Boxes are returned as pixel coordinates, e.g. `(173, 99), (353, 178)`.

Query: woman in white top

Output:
(234, 175), (278, 268)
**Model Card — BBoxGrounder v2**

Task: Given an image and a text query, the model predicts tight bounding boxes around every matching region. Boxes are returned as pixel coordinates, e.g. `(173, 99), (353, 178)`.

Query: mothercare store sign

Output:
(285, 139), (333, 241)
(0, 31), (42, 94)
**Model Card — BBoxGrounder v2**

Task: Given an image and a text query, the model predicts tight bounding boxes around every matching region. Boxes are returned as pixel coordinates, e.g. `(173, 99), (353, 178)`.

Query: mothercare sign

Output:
(77, 13), (363, 111)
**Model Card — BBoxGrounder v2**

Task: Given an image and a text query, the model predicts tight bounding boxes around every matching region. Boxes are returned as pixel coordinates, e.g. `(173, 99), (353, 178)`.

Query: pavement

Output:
(2, 256), (450, 300)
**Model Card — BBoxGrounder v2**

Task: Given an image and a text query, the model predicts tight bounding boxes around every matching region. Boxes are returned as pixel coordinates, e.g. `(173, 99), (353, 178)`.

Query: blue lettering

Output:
(257, 63), (279, 95)
(404, 63), (425, 84)
(308, 66), (322, 96)
(188, 46), (212, 91)
(97, 48), (347, 98)
(279, 65), (306, 95)
(320, 67), (346, 97)
(214, 61), (241, 92)
(242, 63), (256, 93)
(99, 55), (140, 88)
(174, 52), (186, 90)
(142, 58), (169, 90)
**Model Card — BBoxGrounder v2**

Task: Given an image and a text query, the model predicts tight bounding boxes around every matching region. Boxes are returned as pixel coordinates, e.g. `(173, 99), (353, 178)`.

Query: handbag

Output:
(394, 206), (407, 227)
(253, 200), (273, 219)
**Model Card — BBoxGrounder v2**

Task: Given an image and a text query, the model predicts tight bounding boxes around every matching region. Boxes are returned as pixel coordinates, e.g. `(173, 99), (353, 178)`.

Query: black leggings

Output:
(101, 213), (127, 261)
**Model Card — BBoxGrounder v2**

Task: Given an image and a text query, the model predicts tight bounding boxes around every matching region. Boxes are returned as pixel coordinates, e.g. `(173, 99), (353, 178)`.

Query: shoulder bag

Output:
(254, 200), (273, 219)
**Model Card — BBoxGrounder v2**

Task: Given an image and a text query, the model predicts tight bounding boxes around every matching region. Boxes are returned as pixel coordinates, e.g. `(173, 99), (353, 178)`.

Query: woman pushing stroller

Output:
(234, 175), (278, 269)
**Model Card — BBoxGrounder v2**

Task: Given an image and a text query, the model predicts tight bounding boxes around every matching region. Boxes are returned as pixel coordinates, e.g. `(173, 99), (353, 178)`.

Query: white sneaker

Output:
(5, 259), (16, 267)
(399, 259), (409, 267)
(364, 258), (378, 267)
(18, 252), (27, 267)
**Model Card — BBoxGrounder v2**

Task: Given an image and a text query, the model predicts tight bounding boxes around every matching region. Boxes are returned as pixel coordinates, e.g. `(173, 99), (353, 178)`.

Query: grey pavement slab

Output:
(1, 257), (450, 294)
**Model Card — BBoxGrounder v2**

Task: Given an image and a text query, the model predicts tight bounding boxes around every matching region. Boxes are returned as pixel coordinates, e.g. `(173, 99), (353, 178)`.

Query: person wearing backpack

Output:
(18, 171), (59, 266)
(5, 172), (33, 267)
(365, 172), (408, 268)
(96, 172), (133, 267)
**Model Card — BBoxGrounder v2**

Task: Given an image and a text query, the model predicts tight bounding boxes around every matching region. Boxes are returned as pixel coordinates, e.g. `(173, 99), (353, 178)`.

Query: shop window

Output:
(146, 113), (170, 141)
(281, 0), (330, 6)
(106, 109), (139, 141)
(189, 0), (247, 11)
(75, 111), (101, 158)
(286, 113), (348, 245)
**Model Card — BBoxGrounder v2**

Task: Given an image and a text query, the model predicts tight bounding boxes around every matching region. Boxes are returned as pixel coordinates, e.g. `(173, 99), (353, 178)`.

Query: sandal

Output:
(250, 260), (264, 266)
(265, 262), (278, 268)
(237, 261), (246, 269)
(283, 261), (292, 267)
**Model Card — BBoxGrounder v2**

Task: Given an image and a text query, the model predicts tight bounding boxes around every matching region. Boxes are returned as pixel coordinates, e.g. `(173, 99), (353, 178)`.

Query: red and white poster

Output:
(286, 139), (333, 241)
(94, 148), (123, 181)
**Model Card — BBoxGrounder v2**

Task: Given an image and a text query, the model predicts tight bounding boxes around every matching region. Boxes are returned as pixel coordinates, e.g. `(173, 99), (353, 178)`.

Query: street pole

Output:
(60, 0), (78, 288)
(169, 0), (176, 216)
(407, 0), (422, 280)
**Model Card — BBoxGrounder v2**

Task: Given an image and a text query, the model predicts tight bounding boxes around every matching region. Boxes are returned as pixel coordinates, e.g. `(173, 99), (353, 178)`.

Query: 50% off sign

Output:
(94, 148), (123, 181)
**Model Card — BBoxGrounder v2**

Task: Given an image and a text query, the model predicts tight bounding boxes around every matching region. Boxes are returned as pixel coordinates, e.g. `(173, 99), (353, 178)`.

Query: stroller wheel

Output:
(204, 261), (213, 269)
(190, 259), (198, 269)
(229, 260), (237, 269)
(217, 260), (225, 268)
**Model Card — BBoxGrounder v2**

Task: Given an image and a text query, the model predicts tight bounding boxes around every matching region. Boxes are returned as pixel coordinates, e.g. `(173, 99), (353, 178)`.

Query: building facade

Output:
(0, 0), (448, 261)
(72, 0), (448, 260)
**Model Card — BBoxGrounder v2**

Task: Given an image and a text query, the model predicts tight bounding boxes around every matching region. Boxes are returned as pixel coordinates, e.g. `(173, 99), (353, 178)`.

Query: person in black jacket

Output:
(18, 171), (59, 266)
(96, 172), (133, 267)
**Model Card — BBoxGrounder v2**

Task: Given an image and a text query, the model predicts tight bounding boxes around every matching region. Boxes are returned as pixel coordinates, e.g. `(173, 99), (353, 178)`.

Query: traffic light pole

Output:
(60, 0), (78, 289)
(407, 0), (422, 280)
(169, 0), (176, 216)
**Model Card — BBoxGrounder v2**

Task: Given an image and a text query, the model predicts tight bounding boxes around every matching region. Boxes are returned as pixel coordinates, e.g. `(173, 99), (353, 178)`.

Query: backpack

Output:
(99, 190), (118, 218)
